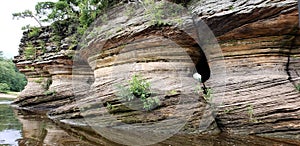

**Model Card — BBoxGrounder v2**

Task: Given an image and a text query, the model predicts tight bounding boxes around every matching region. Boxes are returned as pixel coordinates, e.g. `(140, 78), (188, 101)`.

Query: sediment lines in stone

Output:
(12, 0), (300, 141)
(188, 0), (300, 139)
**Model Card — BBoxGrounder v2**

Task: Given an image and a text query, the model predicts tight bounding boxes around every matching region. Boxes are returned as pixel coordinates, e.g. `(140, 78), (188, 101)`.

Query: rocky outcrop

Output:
(13, 25), (78, 112)
(13, 0), (300, 144)
(48, 2), (220, 145)
(190, 0), (300, 139)
(14, 1), (220, 145)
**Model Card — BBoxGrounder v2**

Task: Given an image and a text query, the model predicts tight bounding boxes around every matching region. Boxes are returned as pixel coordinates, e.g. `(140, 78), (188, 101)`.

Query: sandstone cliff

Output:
(190, 0), (300, 139)
(13, 0), (300, 144)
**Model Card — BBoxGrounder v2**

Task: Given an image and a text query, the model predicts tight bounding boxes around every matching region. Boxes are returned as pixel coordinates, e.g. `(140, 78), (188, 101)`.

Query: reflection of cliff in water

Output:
(15, 110), (96, 146)
(0, 98), (95, 146)
(2, 98), (300, 145)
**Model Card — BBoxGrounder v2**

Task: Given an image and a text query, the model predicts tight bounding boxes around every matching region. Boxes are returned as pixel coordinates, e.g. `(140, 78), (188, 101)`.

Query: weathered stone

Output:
(13, 0), (300, 143)
(189, 0), (300, 139)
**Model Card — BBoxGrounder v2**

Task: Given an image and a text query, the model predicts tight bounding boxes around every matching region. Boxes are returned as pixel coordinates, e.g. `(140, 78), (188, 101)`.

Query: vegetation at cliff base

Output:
(0, 51), (27, 93)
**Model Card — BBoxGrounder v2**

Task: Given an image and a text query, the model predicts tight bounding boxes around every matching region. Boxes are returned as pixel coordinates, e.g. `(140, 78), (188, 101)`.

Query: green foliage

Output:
(145, 0), (166, 25)
(44, 90), (56, 96)
(49, 35), (62, 46)
(203, 88), (213, 102)
(129, 74), (151, 99)
(142, 96), (160, 111)
(106, 102), (115, 111)
(296, 83), (300, 92)
(117, 74), (160, 111)
(34, 77), (44, 84)
(0, 100), (22, 131)
(21, 24), (31, 31)
(38, 40), (47, 53)
(43, 78), (52, 90)
(0, 83), (10, 93)
(24, 45), (36, 60)
(0, 51), (4, 61)
(0, 57), (27, 92)
(247, 104), (258, 123)
(12, 9), (42, 26)
(13, 0), (122, 38)
(144, 0), (184, 26)
(28, 27), (41, 38)
(168, 90), (178, 95)
(25, 65), (35, 71)
(194, 85), (213, 103)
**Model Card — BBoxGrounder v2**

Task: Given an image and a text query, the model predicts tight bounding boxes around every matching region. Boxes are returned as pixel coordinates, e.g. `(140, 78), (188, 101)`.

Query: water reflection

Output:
(0, 98), (95, 146)
(1, 97), (300, 146)
(0, 99), (21, 146)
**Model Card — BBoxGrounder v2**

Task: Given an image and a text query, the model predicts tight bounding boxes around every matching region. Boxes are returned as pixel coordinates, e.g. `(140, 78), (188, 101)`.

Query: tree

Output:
(12, 10), (43, 27)
(0, 51), (4, 61)
(0, 58), (27, 92)
(13, 0), (121, 35)
(0, 83), (9, 93)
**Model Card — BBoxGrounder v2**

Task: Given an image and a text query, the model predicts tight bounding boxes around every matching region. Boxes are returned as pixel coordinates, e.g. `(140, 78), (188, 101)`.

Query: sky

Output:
(0, 0), (56, 59)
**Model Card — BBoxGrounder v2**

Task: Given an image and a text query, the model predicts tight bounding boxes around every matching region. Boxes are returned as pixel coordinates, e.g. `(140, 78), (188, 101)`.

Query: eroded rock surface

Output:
(48, 3), (219, 145)
(13, 0), (300, 143)
(190, 0), (300, 139)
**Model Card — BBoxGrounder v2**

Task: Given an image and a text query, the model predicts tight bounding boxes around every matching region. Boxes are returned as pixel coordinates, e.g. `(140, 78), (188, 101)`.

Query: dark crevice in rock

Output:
(285, 28), (298, 86)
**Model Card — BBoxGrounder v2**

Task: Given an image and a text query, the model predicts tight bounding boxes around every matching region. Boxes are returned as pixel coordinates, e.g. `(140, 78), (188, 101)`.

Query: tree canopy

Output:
(13, 0), (120, 35)
(0, 51), (27, 93)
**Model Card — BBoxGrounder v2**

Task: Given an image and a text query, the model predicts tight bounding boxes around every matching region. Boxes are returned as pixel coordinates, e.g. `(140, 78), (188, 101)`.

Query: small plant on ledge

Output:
(296, 83), (300, 92)
(24, 45), (36, 60)
(116, 74), (160, 111)
(44, 90), (56, 96)
(28, 26), (41, 38)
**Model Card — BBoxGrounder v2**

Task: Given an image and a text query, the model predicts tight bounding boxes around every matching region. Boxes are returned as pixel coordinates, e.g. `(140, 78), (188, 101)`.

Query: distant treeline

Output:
(0, 51), (27, 93)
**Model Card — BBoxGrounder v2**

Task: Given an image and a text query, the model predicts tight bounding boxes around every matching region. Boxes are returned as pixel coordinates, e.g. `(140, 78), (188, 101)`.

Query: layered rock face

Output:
(48, 2), (220, 145)
(13, 0), (300, 143)
(13, 26), (77, 112)
(190, 0), (300, 139)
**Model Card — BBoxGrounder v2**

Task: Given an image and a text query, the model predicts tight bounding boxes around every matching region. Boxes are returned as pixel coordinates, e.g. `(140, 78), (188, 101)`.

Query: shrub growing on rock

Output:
(117, 74), (160, 111)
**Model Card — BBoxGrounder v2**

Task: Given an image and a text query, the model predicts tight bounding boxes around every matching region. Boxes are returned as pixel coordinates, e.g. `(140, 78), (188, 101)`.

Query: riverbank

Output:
(0, 92), (19, 99)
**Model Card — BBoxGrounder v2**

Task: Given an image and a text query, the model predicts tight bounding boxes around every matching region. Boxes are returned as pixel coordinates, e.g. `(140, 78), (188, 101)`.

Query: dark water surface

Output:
(1, 98), (300, 146)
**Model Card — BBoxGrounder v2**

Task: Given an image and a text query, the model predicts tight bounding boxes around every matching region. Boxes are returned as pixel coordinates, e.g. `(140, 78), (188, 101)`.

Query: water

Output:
(1, 97), (300, 146)
(0, 98), (95, 146)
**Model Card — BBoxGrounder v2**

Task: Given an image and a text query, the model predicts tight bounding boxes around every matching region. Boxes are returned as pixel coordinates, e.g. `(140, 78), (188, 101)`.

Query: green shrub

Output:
(296, 83), (300, 92)
(24, 46), (36, 60)
(247, 104), (258, 123)
(203, 88), (213, 102)
(117, 74), (160, 111)
(28, 27), (41, 38)
(129, 74), (151, 99)
(0, 83), (10, 93)
(25, 65), (35, 71)
(43, 90), (56, 96)
(167, 90), (178, 95)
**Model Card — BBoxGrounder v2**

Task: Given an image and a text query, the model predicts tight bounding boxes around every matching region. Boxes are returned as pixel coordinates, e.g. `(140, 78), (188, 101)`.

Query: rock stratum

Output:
(13, 0), (300, 144)
(190, 0), (300, 139)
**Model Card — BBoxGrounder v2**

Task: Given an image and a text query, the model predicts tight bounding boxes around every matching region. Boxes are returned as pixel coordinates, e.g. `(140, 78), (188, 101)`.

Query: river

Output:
(1, 97), (300, 146)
